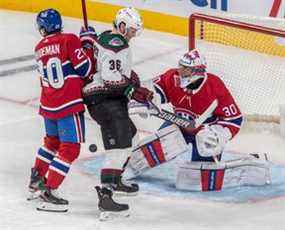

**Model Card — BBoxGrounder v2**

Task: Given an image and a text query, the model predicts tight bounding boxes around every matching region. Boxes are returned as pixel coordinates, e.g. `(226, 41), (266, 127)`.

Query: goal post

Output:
(188, 13), (285, 124)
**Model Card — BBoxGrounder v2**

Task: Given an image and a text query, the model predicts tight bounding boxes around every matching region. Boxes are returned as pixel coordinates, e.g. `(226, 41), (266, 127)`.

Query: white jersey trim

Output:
(153, 82), (168, 103)
(217, 121), (241, 129)
(40, 98), (83, 112)
(74, 58), (88, 70)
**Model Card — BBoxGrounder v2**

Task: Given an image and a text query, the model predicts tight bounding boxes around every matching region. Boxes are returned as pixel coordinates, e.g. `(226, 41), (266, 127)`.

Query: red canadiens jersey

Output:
(153, 69), (243, 138)
(35, 32), (93, 119)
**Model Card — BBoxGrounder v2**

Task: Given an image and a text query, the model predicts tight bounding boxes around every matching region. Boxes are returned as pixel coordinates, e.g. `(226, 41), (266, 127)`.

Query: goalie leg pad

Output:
(176, 161), (226, 191)
(176, 153), (271, 192)
(128, 125), (189, 176)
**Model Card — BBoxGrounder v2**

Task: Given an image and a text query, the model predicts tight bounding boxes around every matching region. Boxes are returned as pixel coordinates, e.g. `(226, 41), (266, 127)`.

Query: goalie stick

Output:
(148, 99), (218, 131)
(127, 99), (219, 175)
(147, 99), (219, 163)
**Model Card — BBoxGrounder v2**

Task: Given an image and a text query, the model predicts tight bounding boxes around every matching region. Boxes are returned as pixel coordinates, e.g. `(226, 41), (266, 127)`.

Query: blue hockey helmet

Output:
(36, 8), (62, 35)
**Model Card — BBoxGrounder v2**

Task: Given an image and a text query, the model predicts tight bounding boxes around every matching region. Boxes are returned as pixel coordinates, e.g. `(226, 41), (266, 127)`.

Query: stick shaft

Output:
(81, 0), (88, 28)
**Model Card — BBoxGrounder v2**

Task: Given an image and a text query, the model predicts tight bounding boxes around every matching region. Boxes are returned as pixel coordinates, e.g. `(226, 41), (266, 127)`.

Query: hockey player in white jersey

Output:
(83, 7), (153, 218)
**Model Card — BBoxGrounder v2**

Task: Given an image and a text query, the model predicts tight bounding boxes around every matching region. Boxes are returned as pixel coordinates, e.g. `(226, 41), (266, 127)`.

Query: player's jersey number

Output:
(222, 104), (238, 116)
(109, 59), (121, 71)
(38, 57), (64, 89)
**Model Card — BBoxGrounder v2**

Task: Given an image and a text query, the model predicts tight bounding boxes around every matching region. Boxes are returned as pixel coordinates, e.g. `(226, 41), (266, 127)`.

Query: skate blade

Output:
(99, 210), (130, 221)
(36, 201), (68, 213)
(27, 191), (41, 201)
(113, 191), (138, 197)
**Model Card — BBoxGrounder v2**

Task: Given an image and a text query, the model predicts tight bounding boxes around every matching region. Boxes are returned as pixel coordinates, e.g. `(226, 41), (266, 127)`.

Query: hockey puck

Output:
(89, 144), (97, 153)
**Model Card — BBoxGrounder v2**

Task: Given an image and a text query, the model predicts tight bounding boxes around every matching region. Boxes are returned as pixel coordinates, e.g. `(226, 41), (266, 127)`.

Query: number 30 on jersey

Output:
(222, 104), (238, 116)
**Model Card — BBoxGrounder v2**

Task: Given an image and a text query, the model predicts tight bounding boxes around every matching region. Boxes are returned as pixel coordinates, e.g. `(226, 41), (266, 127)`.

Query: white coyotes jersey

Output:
(91, 31), (132, 88)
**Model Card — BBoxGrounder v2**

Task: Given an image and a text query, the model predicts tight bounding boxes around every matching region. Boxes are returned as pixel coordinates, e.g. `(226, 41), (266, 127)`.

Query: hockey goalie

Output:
(126, 49), (271, 192)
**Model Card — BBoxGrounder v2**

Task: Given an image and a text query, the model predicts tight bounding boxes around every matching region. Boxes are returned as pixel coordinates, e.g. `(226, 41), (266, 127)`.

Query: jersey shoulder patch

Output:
(97, 30), (129, 52)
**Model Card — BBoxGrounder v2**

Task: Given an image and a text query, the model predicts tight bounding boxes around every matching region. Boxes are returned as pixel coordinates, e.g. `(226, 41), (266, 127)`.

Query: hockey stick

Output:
(149, 99), (219, 163)
(148, 102), (195, 129)
(81, 0), (88, 28)
(148, 99), (218, 131)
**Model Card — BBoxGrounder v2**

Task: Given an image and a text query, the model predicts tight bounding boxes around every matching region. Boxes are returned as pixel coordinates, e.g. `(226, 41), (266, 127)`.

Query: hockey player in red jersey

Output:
(129, 49), (271, 191)
(153, 49), (243, 161)
(28, 8), (96, 212)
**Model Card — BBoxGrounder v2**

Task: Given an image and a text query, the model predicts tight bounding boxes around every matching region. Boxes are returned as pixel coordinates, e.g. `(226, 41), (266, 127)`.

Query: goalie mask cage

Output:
(189, 13), (285, 124)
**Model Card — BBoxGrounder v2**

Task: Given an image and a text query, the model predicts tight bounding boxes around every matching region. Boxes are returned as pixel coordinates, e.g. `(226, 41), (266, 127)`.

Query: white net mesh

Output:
(191, 13), (285, 123)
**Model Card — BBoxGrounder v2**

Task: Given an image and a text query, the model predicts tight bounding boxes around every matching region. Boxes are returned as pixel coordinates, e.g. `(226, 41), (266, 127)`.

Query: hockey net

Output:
(189, 13), (285, 125)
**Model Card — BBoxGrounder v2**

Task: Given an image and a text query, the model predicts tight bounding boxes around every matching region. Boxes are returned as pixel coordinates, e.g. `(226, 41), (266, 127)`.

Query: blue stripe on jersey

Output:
(154, 85), (167, 104)
(43, 68), (48, 81)
(224, 116), (243, 126)
(50, 159), (70, 174)
(38, 148), (54, 162)
(204, 115), (218, 124)
(42, 60), (91, 80)
(74, 59), (91, 77)
(62, 62), (77, 77)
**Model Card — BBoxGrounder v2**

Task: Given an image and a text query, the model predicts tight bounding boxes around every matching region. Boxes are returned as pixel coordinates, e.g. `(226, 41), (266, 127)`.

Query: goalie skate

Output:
(37, 188), (69, 213)
(95, 186), (130, 221)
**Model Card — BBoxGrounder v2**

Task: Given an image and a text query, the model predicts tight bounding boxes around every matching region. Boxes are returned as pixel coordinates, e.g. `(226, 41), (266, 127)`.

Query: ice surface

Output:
(1, 9), (285, 230)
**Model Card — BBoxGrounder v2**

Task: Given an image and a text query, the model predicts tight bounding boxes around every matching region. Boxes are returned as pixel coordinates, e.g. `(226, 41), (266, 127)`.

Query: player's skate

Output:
(37, 188), (69, 212)
(27, 168), (46, 201)
(95, 186), (130, 221)
(111, 176), (139, 196)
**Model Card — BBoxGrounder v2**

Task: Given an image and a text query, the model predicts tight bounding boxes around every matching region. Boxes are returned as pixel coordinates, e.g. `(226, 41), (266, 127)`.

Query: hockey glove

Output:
(124, 85), (153, 103)
(130, 70), (141, 87)
(196, 125), (232, 157)
(79, 26), (97, 49)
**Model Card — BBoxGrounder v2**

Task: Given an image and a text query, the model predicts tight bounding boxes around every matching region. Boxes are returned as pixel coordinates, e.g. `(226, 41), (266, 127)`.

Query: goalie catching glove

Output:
(196, 125), (232, 158)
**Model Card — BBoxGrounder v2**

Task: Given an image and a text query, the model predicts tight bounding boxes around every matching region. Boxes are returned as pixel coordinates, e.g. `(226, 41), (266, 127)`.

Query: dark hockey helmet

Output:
(36, 8), (62, 36)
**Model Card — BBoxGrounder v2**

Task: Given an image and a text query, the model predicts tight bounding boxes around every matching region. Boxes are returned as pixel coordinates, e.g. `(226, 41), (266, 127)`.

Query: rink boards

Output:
(0, 0), (187, 35)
